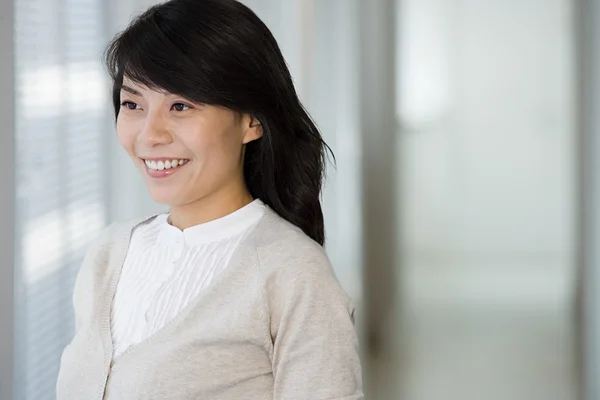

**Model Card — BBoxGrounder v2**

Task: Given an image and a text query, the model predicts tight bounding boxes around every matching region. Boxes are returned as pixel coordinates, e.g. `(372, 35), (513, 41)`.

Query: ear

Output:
(242, 115), (263, 144)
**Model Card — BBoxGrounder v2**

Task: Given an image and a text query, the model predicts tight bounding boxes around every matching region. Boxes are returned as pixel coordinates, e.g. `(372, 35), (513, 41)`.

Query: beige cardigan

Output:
(56, 207), (363, 399)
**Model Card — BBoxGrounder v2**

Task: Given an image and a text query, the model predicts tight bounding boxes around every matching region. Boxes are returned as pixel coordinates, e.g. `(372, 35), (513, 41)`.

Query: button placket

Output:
(172, 235), (184, 263)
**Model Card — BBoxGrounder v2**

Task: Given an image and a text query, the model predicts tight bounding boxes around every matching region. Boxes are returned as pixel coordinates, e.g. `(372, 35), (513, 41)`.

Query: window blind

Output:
(14, 0), (109, 398)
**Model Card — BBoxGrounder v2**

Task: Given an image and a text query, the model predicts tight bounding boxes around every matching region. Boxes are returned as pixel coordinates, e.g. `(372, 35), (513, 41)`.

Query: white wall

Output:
(395, 1), (578, 398)
(398, 0), (576, 262)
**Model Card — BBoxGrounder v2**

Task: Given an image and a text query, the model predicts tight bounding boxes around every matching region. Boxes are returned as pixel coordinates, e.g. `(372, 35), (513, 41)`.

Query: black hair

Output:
(104, 0), (333, 245)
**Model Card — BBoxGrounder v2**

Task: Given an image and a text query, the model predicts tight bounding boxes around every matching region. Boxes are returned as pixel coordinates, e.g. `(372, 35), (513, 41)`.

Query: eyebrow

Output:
(121, 85), (142, 96)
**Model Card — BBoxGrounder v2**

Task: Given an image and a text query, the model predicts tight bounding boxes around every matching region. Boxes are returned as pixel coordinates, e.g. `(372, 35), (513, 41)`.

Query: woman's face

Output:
(116, 78), (262, 206)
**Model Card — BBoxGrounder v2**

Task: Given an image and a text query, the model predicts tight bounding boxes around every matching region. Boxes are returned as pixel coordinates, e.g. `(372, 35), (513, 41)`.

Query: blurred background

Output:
(1, 0), (599, 399)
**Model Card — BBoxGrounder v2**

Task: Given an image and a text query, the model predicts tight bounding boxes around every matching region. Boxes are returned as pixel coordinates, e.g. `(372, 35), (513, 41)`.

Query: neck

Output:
(168, 183), (255, 231)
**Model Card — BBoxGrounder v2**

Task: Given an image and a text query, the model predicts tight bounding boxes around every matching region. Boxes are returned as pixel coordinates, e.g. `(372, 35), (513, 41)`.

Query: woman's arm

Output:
(265, 249), (364, 400)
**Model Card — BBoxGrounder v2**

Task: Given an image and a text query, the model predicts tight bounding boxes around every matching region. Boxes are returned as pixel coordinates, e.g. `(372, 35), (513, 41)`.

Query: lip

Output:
(142, 157), (187, 161)
(140, 158), (189, 179)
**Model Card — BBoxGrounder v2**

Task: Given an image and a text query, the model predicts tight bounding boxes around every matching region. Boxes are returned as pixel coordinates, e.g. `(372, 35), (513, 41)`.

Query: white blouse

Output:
(110, 199), (266, 358)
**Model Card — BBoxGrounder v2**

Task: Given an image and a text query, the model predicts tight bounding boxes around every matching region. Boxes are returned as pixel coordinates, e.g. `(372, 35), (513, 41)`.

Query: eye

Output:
(172, 103), (191, 112)
(120, 101), (140, 110)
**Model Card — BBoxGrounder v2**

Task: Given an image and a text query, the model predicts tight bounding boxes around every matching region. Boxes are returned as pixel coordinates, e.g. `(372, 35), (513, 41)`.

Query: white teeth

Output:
(145, 159), (188, 171)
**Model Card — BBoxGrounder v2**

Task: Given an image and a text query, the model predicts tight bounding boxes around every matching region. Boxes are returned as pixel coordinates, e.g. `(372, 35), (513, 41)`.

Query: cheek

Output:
(181, 127), (227, 159)
(197, 134), (242, 166)
(116, 117), (138, 153)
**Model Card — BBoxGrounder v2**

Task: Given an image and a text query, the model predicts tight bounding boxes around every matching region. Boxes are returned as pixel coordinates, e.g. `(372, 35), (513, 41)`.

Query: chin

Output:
(146, 188), (182, 206)
(147, 186), (204, 208)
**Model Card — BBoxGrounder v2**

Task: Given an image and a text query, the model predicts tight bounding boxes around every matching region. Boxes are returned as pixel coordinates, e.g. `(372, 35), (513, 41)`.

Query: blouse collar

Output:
(157, 199), (265, 247)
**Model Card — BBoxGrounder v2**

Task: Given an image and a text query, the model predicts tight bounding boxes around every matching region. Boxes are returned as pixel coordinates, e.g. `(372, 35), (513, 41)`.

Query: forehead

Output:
(120, 78), (168, 96)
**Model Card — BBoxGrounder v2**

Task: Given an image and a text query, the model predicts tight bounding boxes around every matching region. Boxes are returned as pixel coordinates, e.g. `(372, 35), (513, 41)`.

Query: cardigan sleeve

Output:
(265, 246), (364, 400)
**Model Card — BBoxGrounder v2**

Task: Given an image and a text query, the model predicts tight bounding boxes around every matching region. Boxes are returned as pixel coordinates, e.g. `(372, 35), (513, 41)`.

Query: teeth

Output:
(145, 159), (188, 171)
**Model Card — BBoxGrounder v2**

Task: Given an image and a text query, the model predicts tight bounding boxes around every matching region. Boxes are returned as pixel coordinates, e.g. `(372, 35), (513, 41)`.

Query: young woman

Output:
(56, 0), (363, 399)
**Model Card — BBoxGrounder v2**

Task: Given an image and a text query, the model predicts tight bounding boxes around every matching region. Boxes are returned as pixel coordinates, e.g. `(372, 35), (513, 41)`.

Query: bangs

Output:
(103, 9), (215, 105)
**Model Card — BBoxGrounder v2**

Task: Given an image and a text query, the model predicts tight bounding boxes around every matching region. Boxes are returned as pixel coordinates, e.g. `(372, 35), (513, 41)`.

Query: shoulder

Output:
(249, 209), (357, 362)
(90, 214), (162, 251)
(252, 207), (331, 274)
(250, 208), (350, 303)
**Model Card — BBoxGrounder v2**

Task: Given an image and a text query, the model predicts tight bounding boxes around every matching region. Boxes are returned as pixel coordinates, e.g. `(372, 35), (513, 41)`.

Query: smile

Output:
(144, 158), (189, 171)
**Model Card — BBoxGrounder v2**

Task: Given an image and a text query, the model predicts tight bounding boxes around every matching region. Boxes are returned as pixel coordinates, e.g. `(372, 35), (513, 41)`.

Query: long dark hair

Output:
(104, 0), (333, 245)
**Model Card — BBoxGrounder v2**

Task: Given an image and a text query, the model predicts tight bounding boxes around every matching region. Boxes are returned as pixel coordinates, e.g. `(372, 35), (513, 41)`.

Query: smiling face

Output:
(116, 78), (262, 208)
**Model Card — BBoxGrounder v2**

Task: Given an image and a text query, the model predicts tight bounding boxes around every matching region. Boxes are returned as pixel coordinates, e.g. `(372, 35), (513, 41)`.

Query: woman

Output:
(56, 0), (363, 399)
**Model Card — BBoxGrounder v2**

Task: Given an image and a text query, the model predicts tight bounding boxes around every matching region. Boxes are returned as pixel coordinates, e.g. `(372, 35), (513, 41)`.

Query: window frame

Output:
(0, 0), (16, 398)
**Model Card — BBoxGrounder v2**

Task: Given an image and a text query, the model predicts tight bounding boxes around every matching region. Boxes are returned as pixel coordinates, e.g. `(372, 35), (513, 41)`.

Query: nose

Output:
(139, 109), (173, 147)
